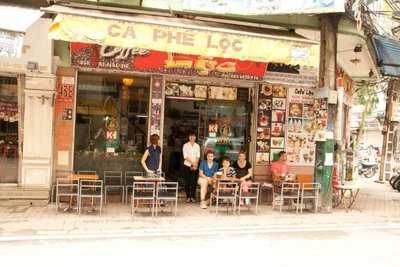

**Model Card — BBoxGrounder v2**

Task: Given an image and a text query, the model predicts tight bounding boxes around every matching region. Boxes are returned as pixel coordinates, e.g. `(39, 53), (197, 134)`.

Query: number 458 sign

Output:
(57, 77), (75, 103)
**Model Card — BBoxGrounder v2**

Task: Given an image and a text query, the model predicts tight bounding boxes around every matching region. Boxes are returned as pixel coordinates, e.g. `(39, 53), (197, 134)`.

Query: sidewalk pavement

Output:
(1, 177), (400, 238)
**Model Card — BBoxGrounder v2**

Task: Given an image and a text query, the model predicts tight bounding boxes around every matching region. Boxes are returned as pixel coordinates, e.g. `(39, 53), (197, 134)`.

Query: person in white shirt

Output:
(182, 132), (200, 203)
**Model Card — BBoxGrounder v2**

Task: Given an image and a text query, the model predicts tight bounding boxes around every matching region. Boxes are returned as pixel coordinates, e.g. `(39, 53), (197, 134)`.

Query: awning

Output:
(372, 35), (400, 77)
(43, 5), (319, 67)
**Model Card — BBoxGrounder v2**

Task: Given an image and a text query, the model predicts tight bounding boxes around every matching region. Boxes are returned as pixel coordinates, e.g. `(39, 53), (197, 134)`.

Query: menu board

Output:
(270, 85), (287, 162)
(286, 86), (316, 165)
(256, 84), (287, 164)
(165, 82), (237, 100)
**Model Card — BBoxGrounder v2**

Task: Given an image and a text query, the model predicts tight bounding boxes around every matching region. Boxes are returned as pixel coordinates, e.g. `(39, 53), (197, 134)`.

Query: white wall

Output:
(0, 18), (53, 74)
(0, 17), (56, 187)
(363, 130), (383, 149)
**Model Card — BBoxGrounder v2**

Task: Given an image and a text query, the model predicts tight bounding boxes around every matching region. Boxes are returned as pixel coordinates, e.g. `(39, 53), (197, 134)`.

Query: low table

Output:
(67, 174), (99, 180)
(334, 184), (363, 210)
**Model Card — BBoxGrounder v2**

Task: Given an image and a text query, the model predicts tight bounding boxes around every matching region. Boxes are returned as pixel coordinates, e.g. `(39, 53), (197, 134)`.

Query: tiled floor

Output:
(1, 177), (400, 237)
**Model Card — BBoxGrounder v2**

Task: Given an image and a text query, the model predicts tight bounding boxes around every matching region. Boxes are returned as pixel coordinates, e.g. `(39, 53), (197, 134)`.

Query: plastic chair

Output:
(124, 171), (143, 204)
(301, 182), (321, 214)
(155, 182), (179, 217)
(104, 171), (124, 204)
(279, 182), (301, 214)
(79, 180), (103, 215)
(55, 178), (79, 214)
(210, 182), (238, 215)
(131, 181), (156, 217)
(236, 182), (260, 215)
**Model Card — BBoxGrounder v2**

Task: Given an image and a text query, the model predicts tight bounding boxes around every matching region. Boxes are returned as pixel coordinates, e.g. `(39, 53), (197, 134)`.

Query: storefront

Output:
(55, 42), (322, 184)
(66, 42), (266, 178)
(46, 6), (321, 182)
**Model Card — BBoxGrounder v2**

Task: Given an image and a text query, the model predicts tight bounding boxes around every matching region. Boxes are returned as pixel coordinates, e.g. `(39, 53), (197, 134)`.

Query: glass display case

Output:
(199, 103), (248, 162)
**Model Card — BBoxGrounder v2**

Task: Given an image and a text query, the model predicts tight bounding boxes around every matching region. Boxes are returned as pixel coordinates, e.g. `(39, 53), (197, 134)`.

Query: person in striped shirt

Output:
(219, 157), (237, 179)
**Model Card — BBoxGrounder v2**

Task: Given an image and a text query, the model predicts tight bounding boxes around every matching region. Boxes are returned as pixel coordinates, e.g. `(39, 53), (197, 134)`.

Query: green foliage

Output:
(354, 84), (382, 116)
(354, 83), (385, 147)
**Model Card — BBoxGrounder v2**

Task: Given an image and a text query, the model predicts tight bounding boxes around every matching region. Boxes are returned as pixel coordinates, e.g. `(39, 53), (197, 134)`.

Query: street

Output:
(1, 224), (399, 267)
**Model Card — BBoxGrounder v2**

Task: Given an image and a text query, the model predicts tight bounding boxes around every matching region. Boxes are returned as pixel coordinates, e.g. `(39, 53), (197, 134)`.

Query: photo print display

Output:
(286, 86), (316, 165)
(256, 84), (276, 164)
(257, 83), (294, 164)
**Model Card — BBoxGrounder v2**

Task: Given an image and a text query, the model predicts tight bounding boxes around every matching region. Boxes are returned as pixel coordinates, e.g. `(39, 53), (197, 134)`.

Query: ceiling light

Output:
(369, 69), (374, 77)
(122, 78), (134, 86)
(353, 44), (362, 53)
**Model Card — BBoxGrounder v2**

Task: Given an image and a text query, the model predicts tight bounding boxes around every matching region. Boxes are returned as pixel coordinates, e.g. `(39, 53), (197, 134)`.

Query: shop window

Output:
(74, 73), (149, 174)
(0, 76), (19, 183)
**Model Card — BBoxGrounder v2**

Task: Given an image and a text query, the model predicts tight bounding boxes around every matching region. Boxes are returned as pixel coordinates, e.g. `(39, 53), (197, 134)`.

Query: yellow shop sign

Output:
(49, 14), (319, 67)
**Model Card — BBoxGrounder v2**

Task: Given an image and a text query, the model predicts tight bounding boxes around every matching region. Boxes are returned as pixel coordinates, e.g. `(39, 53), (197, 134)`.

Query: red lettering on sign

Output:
(106, 131), (115, 140)
(208, 124), (216, 133)
(57, 84), (74, 103)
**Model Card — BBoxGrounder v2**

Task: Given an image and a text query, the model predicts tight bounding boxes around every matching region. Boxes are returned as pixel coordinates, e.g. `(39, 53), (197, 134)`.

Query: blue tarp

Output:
(372, 35), (400, 77)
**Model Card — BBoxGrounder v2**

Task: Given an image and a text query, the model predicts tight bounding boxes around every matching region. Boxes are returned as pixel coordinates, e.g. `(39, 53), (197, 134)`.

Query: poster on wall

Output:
(270, 84), (287, 161)
(286, 86), (316, 165)
(150, 76), (164, 136)
(256, 84), (288, 164)
(0, 102), (18, 122)
(54, 76), (75, 168)
(256, 84), (272, 164)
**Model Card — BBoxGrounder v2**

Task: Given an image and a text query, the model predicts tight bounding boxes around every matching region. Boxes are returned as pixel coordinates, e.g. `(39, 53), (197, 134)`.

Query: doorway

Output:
(163, 97), (250, 178)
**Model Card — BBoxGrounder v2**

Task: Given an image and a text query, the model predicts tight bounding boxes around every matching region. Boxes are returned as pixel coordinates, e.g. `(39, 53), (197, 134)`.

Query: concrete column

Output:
(21, 75), (56, 187)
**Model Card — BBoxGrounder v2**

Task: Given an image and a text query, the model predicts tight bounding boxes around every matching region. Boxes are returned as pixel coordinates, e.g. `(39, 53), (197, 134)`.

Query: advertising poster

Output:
(270, 85), (287, 162)
(71, 43), (267, 82)
(256, 84), (288, 164)
(150, 76), (164, 136)
(256, 84), (272, 164)
(286, 86), (316, 165)
(54, 76), (75, 168)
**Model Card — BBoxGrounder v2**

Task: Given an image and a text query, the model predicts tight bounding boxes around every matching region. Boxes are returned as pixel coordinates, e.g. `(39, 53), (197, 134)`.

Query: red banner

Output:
(70, 43), (267, 81)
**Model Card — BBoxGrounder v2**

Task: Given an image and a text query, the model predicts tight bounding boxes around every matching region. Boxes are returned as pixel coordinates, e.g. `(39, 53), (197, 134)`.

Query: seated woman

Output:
(232, 151), (252, 205)
(198, 151), (219, 209)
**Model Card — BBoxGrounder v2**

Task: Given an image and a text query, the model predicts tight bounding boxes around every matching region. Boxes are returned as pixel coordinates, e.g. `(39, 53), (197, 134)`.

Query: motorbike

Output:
(358, 161), (379, 178)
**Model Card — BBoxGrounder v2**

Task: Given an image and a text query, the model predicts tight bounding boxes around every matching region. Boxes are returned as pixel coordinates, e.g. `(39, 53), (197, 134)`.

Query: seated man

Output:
(270, 151), (293, 193)
(271, 151), (290, 181)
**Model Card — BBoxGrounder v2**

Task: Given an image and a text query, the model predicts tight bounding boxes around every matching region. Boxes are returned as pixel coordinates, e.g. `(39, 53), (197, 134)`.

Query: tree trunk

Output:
(356, 94), (372, 148)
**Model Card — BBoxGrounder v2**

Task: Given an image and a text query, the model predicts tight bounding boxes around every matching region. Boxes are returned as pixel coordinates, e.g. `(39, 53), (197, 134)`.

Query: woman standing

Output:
(182, 132), (200, 203)
(141, 134), (162, 176)
(232, 151), (253, 205)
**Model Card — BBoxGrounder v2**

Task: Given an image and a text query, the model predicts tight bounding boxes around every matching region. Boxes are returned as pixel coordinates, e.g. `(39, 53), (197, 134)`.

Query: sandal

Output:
(186, 198), (191, 203)
(191, 198), (196, 203)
